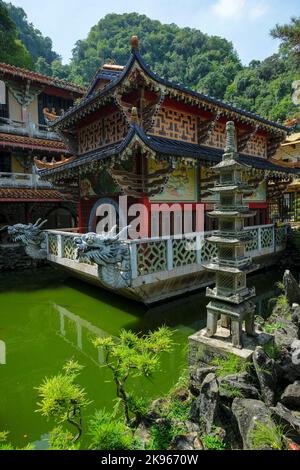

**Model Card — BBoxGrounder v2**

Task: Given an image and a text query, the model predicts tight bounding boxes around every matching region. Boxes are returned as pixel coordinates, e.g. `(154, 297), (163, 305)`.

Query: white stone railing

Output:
(45, 224), (288, 282)
(0, 116), (58, 140)
(0, 172), (52, 188)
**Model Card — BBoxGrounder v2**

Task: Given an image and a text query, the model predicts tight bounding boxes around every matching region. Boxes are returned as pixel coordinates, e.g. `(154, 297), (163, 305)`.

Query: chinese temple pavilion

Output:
(21, 36), (298, 303)
(0, 63), (85, 237)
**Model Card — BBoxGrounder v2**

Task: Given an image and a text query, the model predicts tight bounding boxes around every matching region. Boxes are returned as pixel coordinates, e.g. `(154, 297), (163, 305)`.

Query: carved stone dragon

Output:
(74, 225), (132, 289)
(6, 219), (48, 260)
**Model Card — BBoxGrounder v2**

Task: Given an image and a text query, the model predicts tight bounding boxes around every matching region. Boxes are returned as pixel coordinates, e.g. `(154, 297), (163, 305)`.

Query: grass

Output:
(250, 421), (287, 450)
(219, 382), (243, 398)
(202, 434), (227, 451)
(263, 322), (285, 334)
(212, 354), (250, 378)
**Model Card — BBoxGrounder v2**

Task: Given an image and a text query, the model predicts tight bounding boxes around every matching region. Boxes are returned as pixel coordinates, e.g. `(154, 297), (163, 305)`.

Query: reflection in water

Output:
(0, 266), (289, 447)
(0, 340), (5, 364)
(56, 305), (110, 366)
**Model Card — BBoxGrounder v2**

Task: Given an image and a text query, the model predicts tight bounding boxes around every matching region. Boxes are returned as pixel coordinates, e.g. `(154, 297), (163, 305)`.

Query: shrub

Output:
(250, 421), (287, 450)
(88, 410), (142, 450)
(202, 434), (226, 450)
(212, 354), (250, 378)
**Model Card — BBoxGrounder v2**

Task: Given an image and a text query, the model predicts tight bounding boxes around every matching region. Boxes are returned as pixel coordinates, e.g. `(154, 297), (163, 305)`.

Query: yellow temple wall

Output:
(8, 91), (22, 121)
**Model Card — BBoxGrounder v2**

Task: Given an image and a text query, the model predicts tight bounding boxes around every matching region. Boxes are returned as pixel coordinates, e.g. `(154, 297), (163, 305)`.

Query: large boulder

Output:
(281, 381), (300, 410)
(253, 347), (277, 406)
(190, 373), (220, 433)
(231, 398), (276, 450)
(283, 270), (300, 306)
(273, 317), (299, 350)
(219, 373), (259, 400)
(271, 403), (300, 445)
(189, 364), (218, 397)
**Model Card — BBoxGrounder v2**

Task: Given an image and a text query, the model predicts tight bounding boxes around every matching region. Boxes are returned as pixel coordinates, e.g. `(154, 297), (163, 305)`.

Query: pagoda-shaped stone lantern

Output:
(203, 121), (258, 349)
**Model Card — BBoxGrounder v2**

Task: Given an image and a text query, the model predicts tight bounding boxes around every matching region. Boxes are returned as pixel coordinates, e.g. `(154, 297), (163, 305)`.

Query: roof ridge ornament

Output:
(224, 121), (237, 159)
(131, 35), (139, 51)
(130, 107), (139, 124)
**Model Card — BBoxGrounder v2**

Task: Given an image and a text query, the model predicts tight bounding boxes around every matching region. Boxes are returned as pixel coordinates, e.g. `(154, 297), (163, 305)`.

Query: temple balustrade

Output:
(45, 223), (287, 289)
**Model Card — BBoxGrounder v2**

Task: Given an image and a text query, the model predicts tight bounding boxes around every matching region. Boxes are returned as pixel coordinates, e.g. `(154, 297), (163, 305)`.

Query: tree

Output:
(6, 2), (59, 64)
(271, 17), (300, 56)
(0, 0), (32, 68)
(36, 360), (91, 443)
(93, 327), (173, 427)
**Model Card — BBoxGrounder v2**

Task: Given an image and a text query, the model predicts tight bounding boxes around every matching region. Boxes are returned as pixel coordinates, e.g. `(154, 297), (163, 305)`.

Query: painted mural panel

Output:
(200, 168), (266, 203)
(80, 170), (118, 199)
(149, 160), (197, 202)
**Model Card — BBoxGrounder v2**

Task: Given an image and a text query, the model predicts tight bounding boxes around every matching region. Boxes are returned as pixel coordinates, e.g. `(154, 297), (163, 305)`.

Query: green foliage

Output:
(48, 426), (80, 450)
(0, 0), (33, 68)
(212, 354), (250, 378)
(219, 382), (243, 398)
(88, 410), (141, 450)
(0, 431), (34, 450)
(263, 322), (285, 334)
(250, 421), (287, 450)
(271, 17), (300, 59)
(262, 342), (282, 360)
(93, 327), (173, 426)
(6, 2), (59, 64)
(202, 434), (226, 451)
(149, 421), (185, 451)
(36, 360), (91, 442)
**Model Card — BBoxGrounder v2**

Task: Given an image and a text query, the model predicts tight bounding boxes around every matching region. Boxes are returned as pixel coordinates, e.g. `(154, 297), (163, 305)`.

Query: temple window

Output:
(0, 81), (9, 119)
(0, 152), (11, 173)
(38, 93), (73, 125)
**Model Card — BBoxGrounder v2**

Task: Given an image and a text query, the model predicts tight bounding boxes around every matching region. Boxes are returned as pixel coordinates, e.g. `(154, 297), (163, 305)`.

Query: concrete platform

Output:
(189, 326), (274, 366)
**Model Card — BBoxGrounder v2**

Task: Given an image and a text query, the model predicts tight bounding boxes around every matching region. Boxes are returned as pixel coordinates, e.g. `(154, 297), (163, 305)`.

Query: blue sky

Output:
(8, 0), (300, 64)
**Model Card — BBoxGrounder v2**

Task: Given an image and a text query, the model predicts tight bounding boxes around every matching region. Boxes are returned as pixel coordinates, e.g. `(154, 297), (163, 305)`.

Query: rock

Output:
(279, 351), (300, 384)
(173, 420), (200, 434)
(169, 432), (203, 451)
(271, 403), (300, 445)
(273, 317), (299, 350)
(189, 365), (218, 396)
(190, 373), (220, 433)
(281, 382), (300, 410)
(147, 398), (168, 421)
(283, 270), (300, 306)
(219, 372), (259, 400)
(231, 398), (276, 450)
(292, 307), (300, 328)
(136, 422), (152, 448)
(253, 347), (277, 406)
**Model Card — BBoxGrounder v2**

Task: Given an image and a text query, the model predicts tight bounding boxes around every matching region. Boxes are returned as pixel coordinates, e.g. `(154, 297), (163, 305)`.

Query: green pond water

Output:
(0, 267), (285, 448)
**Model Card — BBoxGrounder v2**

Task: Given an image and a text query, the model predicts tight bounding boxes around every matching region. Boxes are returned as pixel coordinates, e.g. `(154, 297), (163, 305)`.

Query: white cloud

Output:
(212, 0), (268, 21)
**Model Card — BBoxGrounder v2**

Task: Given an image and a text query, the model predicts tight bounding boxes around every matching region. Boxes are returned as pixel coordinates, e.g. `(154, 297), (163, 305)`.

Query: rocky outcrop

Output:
(169, 433), (203, 451)
(189, 364), (218, 396)
(253, 347), (277, 406)
(271, 403), (300, 445)
(231, 398), (275, 450)
(190, 373), (220, 433)
(281, 382), (300, 410)
(283, 270), (300, 306)
(0, 244), (46, 272)
(219, 373), (259, 400)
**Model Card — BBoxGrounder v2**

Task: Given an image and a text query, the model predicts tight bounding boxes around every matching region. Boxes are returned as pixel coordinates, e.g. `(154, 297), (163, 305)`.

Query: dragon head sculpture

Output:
(74, 225), (129, 266)
(74, 225), (132, 289)
(6, 219), (48, 260)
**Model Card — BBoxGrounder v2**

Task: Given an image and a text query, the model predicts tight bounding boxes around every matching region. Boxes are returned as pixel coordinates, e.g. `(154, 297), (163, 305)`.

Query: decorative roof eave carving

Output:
(51, 46), (291, 139)
(37, 124), (298, 186)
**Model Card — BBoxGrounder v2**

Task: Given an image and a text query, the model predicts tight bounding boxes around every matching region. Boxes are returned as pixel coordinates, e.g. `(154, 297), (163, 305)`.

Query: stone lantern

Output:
(203, 121), (258, 349)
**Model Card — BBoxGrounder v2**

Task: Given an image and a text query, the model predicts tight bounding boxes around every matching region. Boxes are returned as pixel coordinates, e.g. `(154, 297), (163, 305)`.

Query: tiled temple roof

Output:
(0, 63), (85, 95)
(0, 133), (69, 153)
(38, 124), (299, 178)
(0, 188), (68, 201)
(52, 45), (292, 134)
